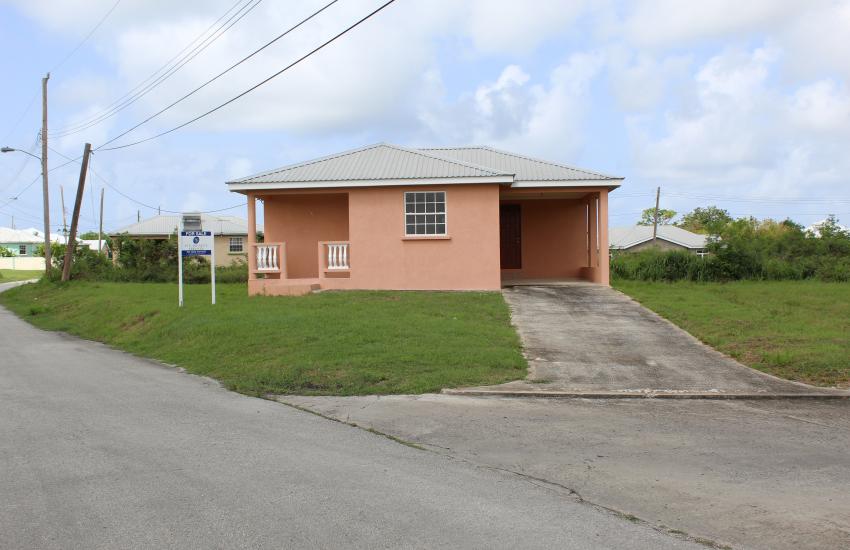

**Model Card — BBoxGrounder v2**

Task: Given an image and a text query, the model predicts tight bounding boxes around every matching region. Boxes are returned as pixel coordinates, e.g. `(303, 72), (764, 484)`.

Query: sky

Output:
(1, 0), (849, 234)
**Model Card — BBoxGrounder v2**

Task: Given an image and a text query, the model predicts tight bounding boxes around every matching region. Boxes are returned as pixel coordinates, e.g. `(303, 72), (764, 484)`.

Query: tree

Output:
(809, 214), (849, 239)
(638, 207), (677, 226)
(79, 230), (101, 240)
(0, 247), (13, 257)
(678, 206), (733, 234)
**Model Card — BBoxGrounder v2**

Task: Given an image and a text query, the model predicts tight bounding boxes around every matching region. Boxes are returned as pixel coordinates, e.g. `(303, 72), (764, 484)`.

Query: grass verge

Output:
(0, 281), (526, 395)
(613, 280), (850, 388)
(0, 269), (42, 282)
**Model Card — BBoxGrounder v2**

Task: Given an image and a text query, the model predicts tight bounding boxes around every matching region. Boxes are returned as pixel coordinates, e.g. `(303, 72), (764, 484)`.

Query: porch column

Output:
(247, 193), (257, 281)
(587, 194), (599, 270)
(598, 190), (610, 285)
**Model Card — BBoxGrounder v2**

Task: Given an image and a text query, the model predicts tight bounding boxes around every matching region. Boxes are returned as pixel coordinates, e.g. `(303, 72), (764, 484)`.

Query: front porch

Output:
(246, 192), (355, 296)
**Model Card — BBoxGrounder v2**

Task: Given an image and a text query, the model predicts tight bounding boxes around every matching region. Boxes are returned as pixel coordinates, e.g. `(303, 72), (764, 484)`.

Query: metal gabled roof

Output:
(609, 225), (710, 250)
(0, 227), (65, 244)
(420, 145), (622, 184)
(111, 215), (262, 236)
(228, 143), (511, 187)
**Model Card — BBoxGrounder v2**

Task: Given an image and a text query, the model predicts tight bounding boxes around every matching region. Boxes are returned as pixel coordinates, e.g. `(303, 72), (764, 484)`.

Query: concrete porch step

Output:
(249, 278), (321, 296)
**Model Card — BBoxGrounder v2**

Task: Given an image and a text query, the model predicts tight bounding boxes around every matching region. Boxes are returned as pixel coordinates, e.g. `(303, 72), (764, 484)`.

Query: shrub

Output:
(36, 235), (249, 284)
(612, 215), (850, 283)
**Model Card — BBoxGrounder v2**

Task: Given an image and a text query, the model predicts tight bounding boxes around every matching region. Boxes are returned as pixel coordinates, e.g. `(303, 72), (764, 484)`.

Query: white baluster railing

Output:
(326, 242), (350, 270)
(255, 244), (280, 272)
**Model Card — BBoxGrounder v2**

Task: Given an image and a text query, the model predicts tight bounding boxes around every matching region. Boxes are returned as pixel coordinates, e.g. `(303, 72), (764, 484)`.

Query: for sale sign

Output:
(180, 230), (213, 257)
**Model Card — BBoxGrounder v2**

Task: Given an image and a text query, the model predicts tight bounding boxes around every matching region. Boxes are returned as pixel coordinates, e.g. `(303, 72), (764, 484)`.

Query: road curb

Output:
(441, 388), (850, 400)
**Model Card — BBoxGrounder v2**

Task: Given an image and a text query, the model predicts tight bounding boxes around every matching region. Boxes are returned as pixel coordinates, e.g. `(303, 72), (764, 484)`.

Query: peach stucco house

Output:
(226, 143), (622, 296)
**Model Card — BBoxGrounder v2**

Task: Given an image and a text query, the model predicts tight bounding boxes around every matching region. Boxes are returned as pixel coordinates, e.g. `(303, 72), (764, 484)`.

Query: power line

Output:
(95, 0), (390, 152)
(1, 0), (123, 143)
(50, 0), (263, 138)
(47, 145), (245, 215)
(0, 175), (41, 210)
(0, 132), (40, 194)
(663, 191), (850, 204)
(0, 92), (38, 143)
(50, 0), (124, 73)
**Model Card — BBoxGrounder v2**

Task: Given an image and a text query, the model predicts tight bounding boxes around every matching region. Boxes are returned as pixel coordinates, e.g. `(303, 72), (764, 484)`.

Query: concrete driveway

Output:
(0, 290), (699, 550)
(450, 284), (844, 397)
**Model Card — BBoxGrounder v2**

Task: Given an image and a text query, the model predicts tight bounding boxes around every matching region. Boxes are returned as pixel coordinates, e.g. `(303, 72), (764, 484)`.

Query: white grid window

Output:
(18, 244), (27, 255)
(405, 191), (446, 236)
(229, 237), (244, 253)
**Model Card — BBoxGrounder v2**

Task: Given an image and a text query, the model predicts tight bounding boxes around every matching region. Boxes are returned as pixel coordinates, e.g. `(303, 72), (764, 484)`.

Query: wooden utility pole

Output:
(98, 188), (104, 253)
(137, 210), (140, 222)
(61, 143), (92, 282)
(41, 73), (51, 276)
(59, 185), (68, 235)
(652, 186), (661, 245)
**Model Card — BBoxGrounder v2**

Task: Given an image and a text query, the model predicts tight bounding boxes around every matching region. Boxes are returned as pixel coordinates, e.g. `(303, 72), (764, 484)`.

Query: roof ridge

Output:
(229, 143), (388, 184)
(418, 145), (487, 151)
(475, 145), (623, 180)
(228, 143), (512, 184)
(383, 143), (511, 176)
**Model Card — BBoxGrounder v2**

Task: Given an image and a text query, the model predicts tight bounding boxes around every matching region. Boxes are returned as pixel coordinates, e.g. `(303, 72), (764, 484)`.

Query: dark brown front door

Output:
(500, 204), (522, 269)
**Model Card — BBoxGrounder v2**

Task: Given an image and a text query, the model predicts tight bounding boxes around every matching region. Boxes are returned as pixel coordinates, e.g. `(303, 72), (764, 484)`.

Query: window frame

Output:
(18, 244), (27, 256)
(403, 191), (447, 237)
(228, 236), (244, 253)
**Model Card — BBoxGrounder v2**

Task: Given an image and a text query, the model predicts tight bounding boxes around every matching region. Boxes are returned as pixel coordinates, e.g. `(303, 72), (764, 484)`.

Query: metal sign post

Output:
(178, 213), (215, 306)
(210, 235), (216, 305)
(178, 219), (184, 307)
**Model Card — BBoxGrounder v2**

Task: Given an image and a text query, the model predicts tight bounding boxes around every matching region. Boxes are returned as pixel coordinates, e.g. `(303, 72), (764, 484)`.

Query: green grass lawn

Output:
(0, 269), (42, 282)
(614, 280), (850, 388)
(0, 281), (526, 396)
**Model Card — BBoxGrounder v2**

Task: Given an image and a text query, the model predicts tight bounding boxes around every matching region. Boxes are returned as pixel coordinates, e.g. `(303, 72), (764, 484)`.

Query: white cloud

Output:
(462, 0), (588, 54)
(620, 0), (809, 47)
(605, 47), (691, 112)
(631, 46), (850, 198)
(789, 80), (850, 136)
(418, 53), (602, 161)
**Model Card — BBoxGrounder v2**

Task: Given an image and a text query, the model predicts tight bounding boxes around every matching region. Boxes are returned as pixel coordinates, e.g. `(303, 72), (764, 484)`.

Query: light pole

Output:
(1, 146), (51, 275)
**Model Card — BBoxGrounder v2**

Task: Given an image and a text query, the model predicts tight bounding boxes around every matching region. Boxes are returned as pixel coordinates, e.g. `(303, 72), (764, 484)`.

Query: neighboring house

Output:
(0, 227), (65, 270)
(805, 218), (849, 237)
(79, 239), (111, 257)
(610, 225), (710, 256)
(226, 143), (623, 296)
(110, 214), (261, 267)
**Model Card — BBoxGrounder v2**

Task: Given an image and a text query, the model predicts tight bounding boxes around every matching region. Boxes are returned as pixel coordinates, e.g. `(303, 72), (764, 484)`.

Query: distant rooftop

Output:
(609, 225), (709, 250)
(111, 215), (261, 236)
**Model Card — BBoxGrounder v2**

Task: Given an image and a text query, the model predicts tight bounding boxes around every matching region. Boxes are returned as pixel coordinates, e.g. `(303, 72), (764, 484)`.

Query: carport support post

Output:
(599, 190), (609, 285)
(588, 195), (598, 270)
(247, 194), (257, 281)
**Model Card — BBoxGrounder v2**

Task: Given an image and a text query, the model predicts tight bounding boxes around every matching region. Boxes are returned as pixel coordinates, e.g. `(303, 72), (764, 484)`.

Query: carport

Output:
(499, 187), (609, 285)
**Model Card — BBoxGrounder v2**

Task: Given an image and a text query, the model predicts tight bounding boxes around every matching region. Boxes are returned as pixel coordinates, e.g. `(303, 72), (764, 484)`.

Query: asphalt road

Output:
(0, 288), (699, 550)
(283, 394), (850, 550)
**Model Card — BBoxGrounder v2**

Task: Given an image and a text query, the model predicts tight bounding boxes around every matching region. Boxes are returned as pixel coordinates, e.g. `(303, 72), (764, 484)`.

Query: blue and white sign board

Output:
(177, 218), (216, 307)
(180, 231), (213, 256)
